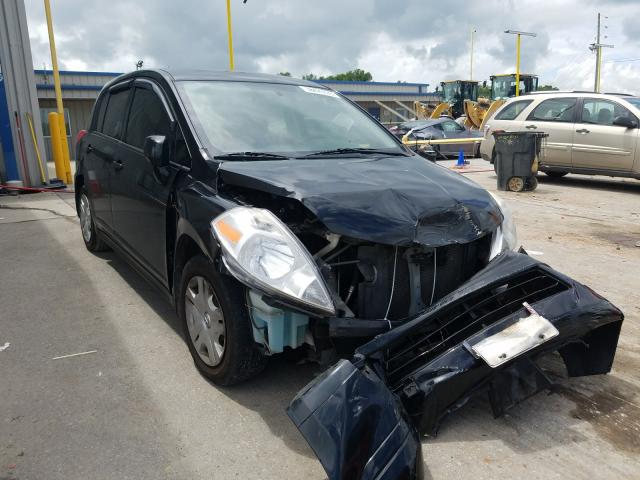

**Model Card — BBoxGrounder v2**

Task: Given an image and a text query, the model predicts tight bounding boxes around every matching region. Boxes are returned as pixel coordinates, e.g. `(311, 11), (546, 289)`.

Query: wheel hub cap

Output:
(185, 276), (226, 367)
(79, 194), (92, 242)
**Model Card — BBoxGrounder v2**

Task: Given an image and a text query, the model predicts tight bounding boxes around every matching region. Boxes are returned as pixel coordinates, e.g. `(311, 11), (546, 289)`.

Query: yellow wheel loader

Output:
(465, 73), (539, 130)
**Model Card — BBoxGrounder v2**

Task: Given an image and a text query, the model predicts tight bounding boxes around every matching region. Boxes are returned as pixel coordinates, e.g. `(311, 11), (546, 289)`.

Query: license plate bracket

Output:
(464, 303), (559, 368)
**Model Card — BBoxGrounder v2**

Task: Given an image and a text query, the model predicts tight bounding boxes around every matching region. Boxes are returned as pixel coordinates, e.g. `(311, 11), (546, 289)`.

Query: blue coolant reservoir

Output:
(248, 290), (310, 354)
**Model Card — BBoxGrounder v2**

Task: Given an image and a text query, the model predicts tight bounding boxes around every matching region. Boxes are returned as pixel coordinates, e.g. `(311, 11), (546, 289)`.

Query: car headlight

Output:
(488, 192), (518, 260)
(211, 206), (335, 315)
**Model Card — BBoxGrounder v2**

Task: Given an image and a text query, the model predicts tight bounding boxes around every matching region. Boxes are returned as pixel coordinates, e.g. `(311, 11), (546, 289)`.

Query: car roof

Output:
(522, 91), (635, 98)
(106, 68), (326, 88)
(498, 91), (638, 108)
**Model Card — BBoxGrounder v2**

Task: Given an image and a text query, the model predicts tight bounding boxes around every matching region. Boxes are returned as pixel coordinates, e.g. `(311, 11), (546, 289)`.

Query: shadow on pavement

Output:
(538, 174), (640, 194)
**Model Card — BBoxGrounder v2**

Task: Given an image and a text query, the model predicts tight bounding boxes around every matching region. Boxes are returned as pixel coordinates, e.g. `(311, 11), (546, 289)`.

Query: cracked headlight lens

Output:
(212, 207), (335, 315)
(489, 192), (518, 260)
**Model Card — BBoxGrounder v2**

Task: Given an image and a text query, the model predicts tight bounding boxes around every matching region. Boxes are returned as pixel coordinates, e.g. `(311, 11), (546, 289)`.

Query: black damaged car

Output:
(75, 70), (623, 480)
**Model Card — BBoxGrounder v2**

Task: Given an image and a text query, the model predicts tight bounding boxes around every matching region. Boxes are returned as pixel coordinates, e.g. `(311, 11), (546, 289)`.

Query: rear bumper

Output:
(288, 251), (623, 480)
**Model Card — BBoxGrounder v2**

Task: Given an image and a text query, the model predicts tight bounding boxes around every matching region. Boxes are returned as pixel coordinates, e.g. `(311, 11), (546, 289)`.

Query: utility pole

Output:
(226, 0), (234, 71)
(590, 13), (613, 93)
(504, 30), (536, 96)
(469, 28), (476, 80)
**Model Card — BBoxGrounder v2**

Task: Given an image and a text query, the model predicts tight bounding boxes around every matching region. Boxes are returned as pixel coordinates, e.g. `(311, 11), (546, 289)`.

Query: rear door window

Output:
(124, 87), (172, 149)
(102, 88), (131, 139)
(495, 100), (533, 120)
(581, 98), (637, 125)
(527, 98), (577, 123)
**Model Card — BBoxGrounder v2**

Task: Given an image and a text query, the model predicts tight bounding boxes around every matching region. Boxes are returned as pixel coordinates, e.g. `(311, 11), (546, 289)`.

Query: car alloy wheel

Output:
(184, 275), (226, 367)
(79, 193), (93, 242)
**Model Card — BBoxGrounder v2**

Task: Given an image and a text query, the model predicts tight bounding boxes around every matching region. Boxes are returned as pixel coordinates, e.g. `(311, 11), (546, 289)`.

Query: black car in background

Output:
(389, 118), (483, 157)
(75, 70), (622, 480)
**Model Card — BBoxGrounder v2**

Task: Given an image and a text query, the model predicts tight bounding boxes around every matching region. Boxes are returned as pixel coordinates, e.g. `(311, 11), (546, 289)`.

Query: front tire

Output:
(178, 255), (266, 385)
(78, 188), (109, 252)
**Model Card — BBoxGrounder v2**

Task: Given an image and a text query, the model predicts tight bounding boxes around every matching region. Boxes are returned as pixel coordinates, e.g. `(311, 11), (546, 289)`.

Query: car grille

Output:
(384, 267), (569, 388)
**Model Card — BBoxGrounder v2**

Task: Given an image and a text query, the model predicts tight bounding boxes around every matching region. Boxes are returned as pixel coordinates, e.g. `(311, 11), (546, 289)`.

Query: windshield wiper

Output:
(303, 147), (408, 157)
(214, 152), (290, 161)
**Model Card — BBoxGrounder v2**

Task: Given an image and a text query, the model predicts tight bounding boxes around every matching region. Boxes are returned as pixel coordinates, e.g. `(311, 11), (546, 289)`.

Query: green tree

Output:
(325, 69), (373, 81)
(278, 71), (291, 77)
(537, 84), (559, 91)
(302, 69), (373, 82)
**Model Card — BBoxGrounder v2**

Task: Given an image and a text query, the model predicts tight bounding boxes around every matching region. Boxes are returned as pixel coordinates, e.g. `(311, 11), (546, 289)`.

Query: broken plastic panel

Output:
(289, 251), (623, 480)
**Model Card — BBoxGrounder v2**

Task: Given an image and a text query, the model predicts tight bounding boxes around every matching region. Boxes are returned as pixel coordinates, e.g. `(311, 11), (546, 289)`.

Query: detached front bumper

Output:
(287, 251), (623, 480)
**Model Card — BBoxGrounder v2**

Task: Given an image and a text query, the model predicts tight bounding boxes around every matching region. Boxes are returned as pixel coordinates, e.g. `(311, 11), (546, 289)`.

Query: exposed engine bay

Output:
(220, 180), (496, 356)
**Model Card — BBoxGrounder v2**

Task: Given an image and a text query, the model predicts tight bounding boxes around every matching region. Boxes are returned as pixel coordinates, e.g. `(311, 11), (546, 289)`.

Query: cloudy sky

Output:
(24, 0), (640, 93)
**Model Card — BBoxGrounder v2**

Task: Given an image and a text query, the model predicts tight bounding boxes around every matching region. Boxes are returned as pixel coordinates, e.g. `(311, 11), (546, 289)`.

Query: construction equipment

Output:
(413, 80), (479, 120)
(415, 75), (539, 129)
(464, 73), (539, 130)
(490, 73), (538, 99)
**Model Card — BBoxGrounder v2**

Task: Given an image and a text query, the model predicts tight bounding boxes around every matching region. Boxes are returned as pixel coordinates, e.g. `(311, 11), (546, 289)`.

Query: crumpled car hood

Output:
(217, 155), (502, 247)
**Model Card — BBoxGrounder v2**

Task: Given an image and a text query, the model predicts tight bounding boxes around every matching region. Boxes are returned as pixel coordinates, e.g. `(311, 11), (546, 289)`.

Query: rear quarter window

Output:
(91, 93), (108, 132)
(494, 100), (533, 120)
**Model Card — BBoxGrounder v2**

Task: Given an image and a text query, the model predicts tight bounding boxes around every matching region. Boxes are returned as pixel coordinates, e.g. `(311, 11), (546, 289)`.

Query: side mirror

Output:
(612, 116), (638, 128)
(143, 135), (168, 169)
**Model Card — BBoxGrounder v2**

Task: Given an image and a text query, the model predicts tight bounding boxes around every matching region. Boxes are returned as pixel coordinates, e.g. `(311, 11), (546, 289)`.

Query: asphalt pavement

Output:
(1, 161), (639, 479)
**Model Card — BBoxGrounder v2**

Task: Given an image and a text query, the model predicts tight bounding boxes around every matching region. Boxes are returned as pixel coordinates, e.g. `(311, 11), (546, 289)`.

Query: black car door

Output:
(84, 83), (132, 232)
(109, 79), (182, 287)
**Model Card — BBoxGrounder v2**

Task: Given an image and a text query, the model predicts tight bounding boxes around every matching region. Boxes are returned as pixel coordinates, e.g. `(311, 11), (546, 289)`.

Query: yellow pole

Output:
(595, 46), (602, 93)
(515, 34), (521, 97)
(226, 0), (235, 71)
(43, 0), (72, 183)
(48, 112), (66, 182)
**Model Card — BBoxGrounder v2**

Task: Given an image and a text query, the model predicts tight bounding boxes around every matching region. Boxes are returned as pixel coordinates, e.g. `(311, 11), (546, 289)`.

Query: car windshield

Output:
(177, 80), (402, 156)
(624, 97), (640, 110)
(442, 82), (460, 103)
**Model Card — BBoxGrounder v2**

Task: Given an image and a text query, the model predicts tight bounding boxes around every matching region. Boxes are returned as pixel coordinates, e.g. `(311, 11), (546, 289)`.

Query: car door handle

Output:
(525, 124), (537, 129)
(576, 128), (590, 134)
(113, 159), (124, 170)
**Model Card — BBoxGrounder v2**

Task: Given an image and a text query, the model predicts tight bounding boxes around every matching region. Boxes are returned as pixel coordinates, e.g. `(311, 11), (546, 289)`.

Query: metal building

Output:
(34, 69), (119, 160)
(315, 80), (438, 124)
(31, 72), (438, 160)
(0, 0), (48, 186)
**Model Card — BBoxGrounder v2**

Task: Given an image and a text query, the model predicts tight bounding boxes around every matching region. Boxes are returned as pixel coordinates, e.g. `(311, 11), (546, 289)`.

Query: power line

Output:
(603, 58), (640, 63)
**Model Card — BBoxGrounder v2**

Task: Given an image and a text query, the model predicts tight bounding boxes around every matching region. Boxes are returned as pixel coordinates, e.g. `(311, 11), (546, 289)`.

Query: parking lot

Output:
(1, 161), (639, 480)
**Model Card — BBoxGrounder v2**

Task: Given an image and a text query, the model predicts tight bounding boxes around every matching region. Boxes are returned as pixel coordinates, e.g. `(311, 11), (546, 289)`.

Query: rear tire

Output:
(544, 171), (568, 178)
(79, 187), (109, 252)
(178, 255), (266, 385)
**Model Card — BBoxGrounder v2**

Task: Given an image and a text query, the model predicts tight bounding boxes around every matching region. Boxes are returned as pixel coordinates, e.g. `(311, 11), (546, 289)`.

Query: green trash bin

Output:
(492, 131), (548, 192)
